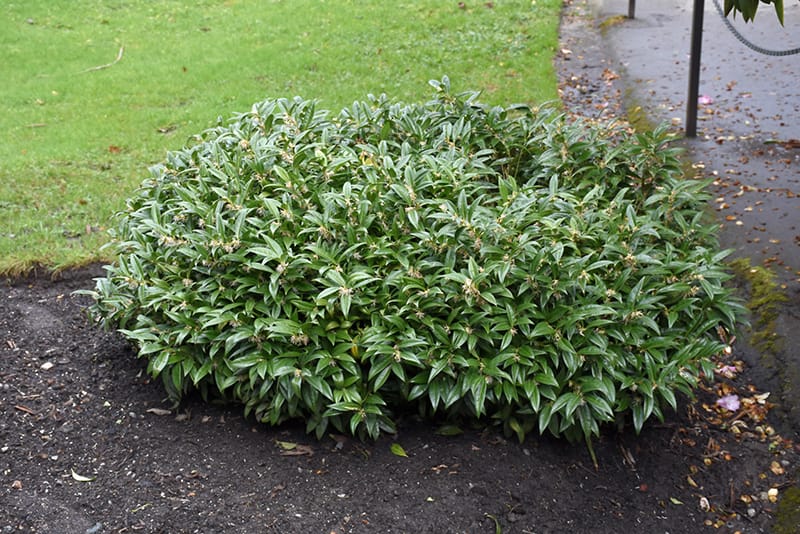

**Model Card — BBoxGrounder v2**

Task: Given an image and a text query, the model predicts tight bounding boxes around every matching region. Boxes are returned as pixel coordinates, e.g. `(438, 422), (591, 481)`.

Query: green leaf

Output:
(531, 322), (554, 338)
(584, 395), (613, 420)
(524, 380), (542, 412)
(632, 403), (645, 434)
(349, 412), (362, 436)
(435, 424), (463, 436)
(390, 442), (408, 458)
(508, 418), (525, 443)
(250, 237), (283, 261)
(149, 351), (169, 374)
(552, 392), (581, 421)
(171, 364), (184, 392)
(658, 386), (677, 412)
(534, 371), (558, 388)
(470, 376), (488, 416)
(340, 291), (352, 318)
(538, 403), (554, 435)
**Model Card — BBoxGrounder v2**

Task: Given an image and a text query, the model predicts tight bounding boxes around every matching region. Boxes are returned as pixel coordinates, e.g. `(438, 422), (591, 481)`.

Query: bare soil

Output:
(2, 3), (798, 533)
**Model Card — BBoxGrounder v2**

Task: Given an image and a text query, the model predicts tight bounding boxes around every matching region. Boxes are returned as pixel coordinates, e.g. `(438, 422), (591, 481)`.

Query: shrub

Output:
(86, 78), (744, 445)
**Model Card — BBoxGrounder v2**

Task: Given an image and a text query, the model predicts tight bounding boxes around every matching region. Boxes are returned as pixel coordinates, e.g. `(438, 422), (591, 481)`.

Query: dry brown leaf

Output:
(769, 461), (784, 475)
(278, 443), (314, 456)
(782, 139), (800, 149)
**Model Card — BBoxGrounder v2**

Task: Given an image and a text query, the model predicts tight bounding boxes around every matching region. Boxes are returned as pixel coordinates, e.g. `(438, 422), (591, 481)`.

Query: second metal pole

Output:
(686, 0), (705, 137)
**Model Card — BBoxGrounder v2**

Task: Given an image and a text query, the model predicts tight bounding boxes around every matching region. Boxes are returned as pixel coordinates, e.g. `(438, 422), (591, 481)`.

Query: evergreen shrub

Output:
(86, 78), (744, 443)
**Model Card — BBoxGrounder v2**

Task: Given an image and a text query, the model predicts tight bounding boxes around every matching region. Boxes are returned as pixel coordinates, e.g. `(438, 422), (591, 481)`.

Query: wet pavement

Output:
(591, 0), (800, 437)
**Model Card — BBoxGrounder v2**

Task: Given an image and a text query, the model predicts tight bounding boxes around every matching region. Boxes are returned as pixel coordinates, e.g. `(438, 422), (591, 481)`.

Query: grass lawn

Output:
(0, 0), (561, 274)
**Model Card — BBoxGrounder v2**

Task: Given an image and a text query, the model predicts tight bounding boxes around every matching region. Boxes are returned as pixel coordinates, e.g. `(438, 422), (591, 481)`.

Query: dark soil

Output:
(2, 3), (799, 533)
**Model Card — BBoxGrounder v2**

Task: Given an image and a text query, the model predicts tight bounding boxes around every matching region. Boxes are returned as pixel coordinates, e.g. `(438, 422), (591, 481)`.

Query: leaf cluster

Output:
(724, 0), (784, 24)
(86, 78), (745, 443)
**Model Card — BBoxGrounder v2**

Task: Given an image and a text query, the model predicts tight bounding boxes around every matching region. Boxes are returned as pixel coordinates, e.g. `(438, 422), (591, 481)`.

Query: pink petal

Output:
(716, 394), (740, 411)
(715, 365), (738, 378)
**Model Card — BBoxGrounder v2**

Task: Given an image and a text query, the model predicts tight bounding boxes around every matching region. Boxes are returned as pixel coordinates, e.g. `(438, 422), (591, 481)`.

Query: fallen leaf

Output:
(715, 365), (737, 379)
(156, 124), (178, 134)
(435, 424), (463, 436)
(754, 392), (770, 404)
(71, 469), (96, 482)
(670, 497), (684, 505)
(276, 440), (297, 451)
(431, 464), (449, 474)
(269, 483), (285, 498)
(601, 68), (619, 82)
(174, 412), (190, 422)
(770, 461), (785, 475)
(699, 496), (710, 511)
(768, 488), (779, 502)
(782, 139), (800, 149)
(280, 444), (314, 456)
(146, 408), (172, 416)
(390, 443), (408, 458)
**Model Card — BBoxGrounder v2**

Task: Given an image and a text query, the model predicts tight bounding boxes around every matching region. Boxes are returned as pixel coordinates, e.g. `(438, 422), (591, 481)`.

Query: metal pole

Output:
(628, 0), (636, 19)
(686, 0), (705, 137)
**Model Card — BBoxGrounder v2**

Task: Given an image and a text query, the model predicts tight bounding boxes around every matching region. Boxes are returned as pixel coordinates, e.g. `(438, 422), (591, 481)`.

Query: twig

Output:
(14, 405), (37, 415)
(82, 46), (124, 73)
(729, 478), (735, 509)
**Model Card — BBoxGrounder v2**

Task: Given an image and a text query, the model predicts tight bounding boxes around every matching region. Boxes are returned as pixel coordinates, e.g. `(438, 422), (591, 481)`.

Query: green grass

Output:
(0, 0), (561, 274)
